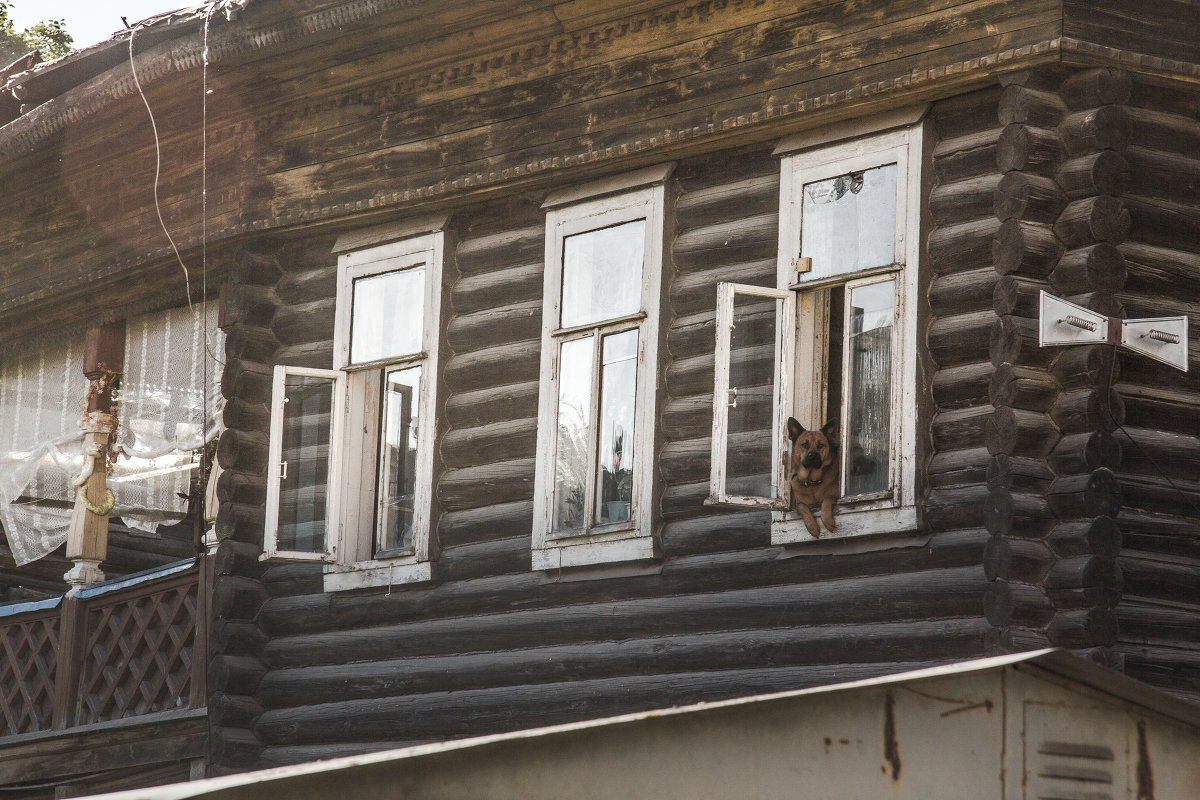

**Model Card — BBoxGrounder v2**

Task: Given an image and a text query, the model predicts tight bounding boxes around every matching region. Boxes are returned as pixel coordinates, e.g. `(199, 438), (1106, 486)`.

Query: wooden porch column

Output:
(64, 321), (125, 591)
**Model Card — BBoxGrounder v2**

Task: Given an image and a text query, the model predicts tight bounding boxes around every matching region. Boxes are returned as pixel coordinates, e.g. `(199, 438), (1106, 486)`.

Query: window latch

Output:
(727, 388), (738, 408)
(279, 460), (288, 480)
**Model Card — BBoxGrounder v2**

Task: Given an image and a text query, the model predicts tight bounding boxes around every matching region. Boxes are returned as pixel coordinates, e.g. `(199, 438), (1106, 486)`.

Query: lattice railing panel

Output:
(74, 581), (197, 726)
(0, 611), (59, 735)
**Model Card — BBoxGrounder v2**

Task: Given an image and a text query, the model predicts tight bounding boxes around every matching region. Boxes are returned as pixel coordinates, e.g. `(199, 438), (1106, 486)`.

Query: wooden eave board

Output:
(1063, 0), (1200, 69)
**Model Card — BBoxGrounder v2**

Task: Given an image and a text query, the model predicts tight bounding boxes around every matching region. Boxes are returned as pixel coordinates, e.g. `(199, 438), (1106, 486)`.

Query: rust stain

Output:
(883, 691), (902, 781)
(1137, 719), (1155, 800)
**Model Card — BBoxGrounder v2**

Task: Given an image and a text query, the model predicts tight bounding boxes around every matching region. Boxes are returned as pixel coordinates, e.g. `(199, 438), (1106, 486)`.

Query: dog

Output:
(786, 417), (840, 537)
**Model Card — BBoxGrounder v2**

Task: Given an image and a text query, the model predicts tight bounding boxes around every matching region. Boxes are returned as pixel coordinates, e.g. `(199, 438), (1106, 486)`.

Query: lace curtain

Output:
(0, 304), (223, 565)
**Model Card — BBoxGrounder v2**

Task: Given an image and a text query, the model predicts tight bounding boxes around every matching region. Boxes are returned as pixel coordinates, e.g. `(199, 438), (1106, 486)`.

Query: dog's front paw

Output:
(821, 500), (836, 531)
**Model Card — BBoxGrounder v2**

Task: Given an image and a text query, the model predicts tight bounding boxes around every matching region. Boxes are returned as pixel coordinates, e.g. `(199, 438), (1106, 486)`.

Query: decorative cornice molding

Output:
(1060, 36), (1200, 84)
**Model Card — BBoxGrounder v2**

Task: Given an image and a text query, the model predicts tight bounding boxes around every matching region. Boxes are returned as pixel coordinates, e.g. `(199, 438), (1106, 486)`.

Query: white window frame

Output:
(264, 217), (446, 590)
(773, 122), (924, 544)
(532, 165), (672, 570)
(707, 119), (925, 545)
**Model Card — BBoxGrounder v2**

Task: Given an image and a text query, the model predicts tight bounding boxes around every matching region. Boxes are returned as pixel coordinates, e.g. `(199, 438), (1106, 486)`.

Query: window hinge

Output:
(727, 388), (738, 408)
(279, 460), (288, 480)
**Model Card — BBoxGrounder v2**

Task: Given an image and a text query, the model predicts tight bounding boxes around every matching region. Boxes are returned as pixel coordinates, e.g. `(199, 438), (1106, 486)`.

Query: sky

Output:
(8, 0), (192, 51)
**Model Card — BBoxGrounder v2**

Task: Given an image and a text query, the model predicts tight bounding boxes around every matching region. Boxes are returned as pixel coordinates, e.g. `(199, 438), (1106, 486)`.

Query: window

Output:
(709, 120), (924, 543)
(532, 166), (672, 570)
(264, 219), (445, 590)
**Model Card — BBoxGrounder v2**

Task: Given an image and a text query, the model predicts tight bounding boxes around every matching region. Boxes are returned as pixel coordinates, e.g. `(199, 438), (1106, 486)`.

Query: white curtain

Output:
(0, 303), (224, 565)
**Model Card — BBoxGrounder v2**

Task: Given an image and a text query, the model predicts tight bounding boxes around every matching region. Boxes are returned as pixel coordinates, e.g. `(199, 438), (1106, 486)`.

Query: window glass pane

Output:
(844, 280), (894, 497)
(378, 365), (420, 552)
(553, 336), (594, 532)
(801, 163), (897, 280)
(595, 329), (638, 525)
(351, 266), (425, 364)
(725, 294), (779, 499)
(277, 374), (335, 553)
(561, 220), (645, 328)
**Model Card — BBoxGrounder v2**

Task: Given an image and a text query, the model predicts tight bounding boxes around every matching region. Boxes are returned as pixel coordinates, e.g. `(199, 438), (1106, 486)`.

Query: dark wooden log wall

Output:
(242, 140), (994, 769)
(1108, 77), (1200, 702)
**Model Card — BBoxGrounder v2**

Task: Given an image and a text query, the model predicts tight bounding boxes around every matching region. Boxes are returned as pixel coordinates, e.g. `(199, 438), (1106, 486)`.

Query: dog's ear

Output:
(821, 417), (840, 442)
(787, 417), (803, 442)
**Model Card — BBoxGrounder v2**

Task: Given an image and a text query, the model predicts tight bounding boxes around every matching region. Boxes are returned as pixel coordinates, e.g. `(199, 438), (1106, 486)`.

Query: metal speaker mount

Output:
(1038, 291), (1189, 372)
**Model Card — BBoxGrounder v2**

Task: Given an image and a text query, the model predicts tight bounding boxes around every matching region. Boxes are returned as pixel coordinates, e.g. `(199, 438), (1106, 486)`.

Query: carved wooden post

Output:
(64, 321), (125, 590)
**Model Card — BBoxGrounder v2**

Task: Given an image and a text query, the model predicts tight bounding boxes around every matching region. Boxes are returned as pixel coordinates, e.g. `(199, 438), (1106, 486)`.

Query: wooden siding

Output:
(240, 137), (994, 768)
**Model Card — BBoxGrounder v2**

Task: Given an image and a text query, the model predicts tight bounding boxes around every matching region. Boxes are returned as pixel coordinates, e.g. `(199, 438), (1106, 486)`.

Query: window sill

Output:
(533, 532), (655, 571)
(771, 505), (921, 549)
(323, 558), (431, 592)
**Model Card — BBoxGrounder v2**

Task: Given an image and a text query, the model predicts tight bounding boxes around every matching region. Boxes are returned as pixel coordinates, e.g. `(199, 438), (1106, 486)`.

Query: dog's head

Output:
(786, 417), (839, 487)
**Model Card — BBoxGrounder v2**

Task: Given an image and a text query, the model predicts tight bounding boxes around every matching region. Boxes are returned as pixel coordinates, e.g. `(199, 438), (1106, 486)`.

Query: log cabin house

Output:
(0, 0), (1197, 795)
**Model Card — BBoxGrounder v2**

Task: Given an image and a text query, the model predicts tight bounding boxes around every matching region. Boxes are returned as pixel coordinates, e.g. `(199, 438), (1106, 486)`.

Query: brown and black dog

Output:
(786, 417), (840, 537)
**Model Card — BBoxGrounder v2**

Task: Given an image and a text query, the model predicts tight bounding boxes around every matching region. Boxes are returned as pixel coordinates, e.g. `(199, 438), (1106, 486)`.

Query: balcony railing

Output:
(0, 559), (204, 736)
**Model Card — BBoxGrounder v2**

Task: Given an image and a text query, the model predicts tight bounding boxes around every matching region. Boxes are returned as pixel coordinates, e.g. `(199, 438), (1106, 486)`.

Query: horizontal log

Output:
(985, 628), (1051, 655)
(210, 619), (269, 658)
(1044, 554), (1121, 597)
(991, 273), (1048, 320)
(994, 171), (1067, 224)
(1119, 385), (1200, 436)
(986, 454), (1054, 492)
(261, 564), (990, 670)
(984, 489), (1055, 538)
(211, 574), (270, 621)
(1125, 105), (1200, 160)
(217, 428), (270, 475)
(1115, 426), (1200, 482)
(212, 538), (267, 580)
(221, 284), (278, 331)
(1045, 431), (1121, 475)
(1049, 344), (1116, 391)
(1059, 68), (1132, 111)
(1120, 552), (1200, 607)
(929, 174), (1000, 226)
(662, 394), (715, 442)
(444, 380), (539, 429)
(443, 340), (540, 394)
(1054, 196), (1131, 249)
(932, 86), (1001, 140)
(271, 298), (336, 346)
(234, 250), (284, 287)
(661, 480), (709, 520)
(993, 219), (1062, 278)
(1049, 387), (1123, 435)
(931, 406), (992, 453)
(675, 174), (778, 230)
(1122, 195), (1200, 256)
(275, 264), (335, 308)
(221, 359), (274, 404)
(438, 535), (530, 583)
(929, 267), (996, 316)
(672, 213), (776, 270)
(1059, 105), (1130, 156)
(927, 446), (990, 489)
(209, 726), (263, 771)
(216, 469), (267, 506)
(1115, 602), (1200, 646)
(931, 362), (991, 409)
(452, 262), (543, 316)
(440, 417), (538, 469)
(1046, 607), (1117, 648)
(1120, 242), (1200, 303)
(438, 499), (533, 549)
(1050, 243), (1126, 295)
(221, 396), (271, 433)
(446, 300), (542, 351)
(931, 129), (1000, 185)
(666, 309), (717, 360)
(1045, 469), (1121, 520)
(984, 535), (1053, 582)
(928, 219), (1001, 276)
(454, 225), (543, 276)
(208, 654), (268, 697)
(660, 510), (771, 556)
(996, 123), (1064, 175)
(1111, 473), (1200, 518)
(923, 485), (989, 531)
(985, 406), (1059, 457)
(256, 617), (991, 713)
(928, 309), (993, 369)
(1056, 150), (1129, 200)
(984, 579), (1053, 628)
(273, 340), (333, 370)
(437, 457), (535, 512)
(223, 325), (279, 364)
(997, 85), (1067, 128)
(263, 562), (324, 598)
(208, 692), (263, 730)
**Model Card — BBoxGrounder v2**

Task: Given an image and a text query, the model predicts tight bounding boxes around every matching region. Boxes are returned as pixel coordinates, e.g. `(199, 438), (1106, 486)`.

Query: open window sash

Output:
(264, 365), (346, 561)
(708, 283), (795, 509)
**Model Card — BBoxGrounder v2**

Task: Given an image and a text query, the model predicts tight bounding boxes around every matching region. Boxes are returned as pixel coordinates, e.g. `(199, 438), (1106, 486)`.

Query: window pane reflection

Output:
(553, 336), (594, 532)
(725, 294), (778, 499)
(595, 330), (638, 525)
(351, 266), (425, 364)
(801, 163), (896, 280)
(844, 280), (894, 497)
(278, 374), (334, 553)
(561, 220), (645, 328)
(379, 365), (420, 552)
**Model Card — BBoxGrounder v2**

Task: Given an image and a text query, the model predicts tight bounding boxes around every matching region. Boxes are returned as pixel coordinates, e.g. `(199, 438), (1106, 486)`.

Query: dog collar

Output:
(796, 478), (824, 487)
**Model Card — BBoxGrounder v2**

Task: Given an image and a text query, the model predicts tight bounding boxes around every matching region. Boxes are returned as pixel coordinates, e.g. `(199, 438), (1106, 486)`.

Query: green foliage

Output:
(0, 1), (74, 68)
